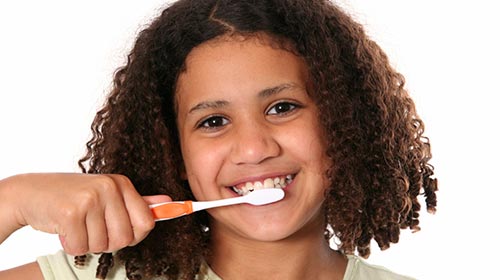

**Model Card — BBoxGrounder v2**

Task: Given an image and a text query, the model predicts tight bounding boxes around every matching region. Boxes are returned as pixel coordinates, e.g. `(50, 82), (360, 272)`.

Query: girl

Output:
(0, 0), (437, 279)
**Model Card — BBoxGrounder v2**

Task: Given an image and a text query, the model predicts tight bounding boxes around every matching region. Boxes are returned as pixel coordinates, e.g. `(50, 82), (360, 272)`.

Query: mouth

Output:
(229, 174), (295, 196)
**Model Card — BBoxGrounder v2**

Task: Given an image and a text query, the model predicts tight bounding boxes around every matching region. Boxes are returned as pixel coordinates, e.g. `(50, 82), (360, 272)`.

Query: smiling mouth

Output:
(230, 174), (295, 196)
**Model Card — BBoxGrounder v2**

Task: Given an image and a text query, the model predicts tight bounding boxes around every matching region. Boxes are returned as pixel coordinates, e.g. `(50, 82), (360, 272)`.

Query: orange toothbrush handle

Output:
(151, 201), (193, 221)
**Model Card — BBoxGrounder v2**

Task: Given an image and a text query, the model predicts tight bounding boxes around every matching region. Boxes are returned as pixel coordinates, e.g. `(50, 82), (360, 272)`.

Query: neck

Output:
(208, 214), (347, 280)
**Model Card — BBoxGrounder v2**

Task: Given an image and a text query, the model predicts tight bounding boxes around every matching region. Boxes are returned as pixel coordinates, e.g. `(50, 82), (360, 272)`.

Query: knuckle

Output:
(111, 174), (133, 190)
(115, 174), (133, 185)
(97, 175), (120, 194)
(78, 189), (100, 209)
(58, 192), (100, 221)
(58, 205), (79, 221)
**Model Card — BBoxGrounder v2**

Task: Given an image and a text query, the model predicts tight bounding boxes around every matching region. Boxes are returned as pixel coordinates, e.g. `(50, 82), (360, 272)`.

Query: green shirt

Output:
(37, 250), (415, 280)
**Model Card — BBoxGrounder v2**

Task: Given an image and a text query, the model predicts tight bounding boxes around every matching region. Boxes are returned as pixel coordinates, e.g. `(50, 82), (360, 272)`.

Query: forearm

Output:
(0, 175), (25, 244)
(0, 262), (44, 279)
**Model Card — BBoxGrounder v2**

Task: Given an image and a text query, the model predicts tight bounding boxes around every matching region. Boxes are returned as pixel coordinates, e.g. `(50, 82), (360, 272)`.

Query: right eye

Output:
(197, 115), (230, 130)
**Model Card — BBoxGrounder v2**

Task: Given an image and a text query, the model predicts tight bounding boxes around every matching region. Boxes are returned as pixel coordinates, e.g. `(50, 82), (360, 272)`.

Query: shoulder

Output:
(343, 255), (416, 280)
(37, 250), (127, 280)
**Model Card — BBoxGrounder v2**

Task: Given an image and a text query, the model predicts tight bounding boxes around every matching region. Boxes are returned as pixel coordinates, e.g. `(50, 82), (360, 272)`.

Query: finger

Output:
(59, 217), (89, 256)
(121, 193), (160, 246)
(142, 195), (172, 205)
(103, 196), (134, 252)
(85, 206), (108, 253)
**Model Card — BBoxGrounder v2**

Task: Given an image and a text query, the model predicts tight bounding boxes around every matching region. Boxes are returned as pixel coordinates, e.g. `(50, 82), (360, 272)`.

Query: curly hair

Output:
(77, 0), (438, 279)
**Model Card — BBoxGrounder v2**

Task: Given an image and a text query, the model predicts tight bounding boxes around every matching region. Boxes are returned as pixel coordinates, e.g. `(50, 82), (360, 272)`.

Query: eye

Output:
(267, 101), (299, 115)
(197, 115), (229, 130)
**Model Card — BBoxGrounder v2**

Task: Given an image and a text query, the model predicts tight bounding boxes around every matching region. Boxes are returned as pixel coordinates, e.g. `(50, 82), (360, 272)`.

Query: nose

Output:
(230, 120), (281, 165)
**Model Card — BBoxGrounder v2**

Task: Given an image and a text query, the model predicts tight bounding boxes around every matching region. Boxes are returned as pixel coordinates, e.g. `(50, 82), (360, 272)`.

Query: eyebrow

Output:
(188, 100), (229, 114)
(188, 83), (298, 114)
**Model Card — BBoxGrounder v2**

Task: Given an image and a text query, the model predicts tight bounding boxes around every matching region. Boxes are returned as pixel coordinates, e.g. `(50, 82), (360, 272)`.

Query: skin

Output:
(176, 35), (347, 279)
(0, 35), (347, 279)
(0, 173), (170, 278)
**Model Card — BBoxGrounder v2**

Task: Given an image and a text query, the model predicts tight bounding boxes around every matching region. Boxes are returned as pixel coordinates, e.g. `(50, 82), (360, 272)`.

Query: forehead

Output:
(174, 35), (309, 109)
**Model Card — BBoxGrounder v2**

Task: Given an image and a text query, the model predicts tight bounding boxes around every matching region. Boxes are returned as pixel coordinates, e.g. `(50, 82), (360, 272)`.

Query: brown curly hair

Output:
(77, 0), (438, 279)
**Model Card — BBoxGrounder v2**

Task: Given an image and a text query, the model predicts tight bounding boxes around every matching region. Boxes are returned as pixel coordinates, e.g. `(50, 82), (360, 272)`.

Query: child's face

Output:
(175, 35), (330, 242)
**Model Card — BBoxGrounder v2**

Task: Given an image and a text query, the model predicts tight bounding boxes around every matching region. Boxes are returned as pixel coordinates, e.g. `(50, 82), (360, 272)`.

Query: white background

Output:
(0, 1), (498, 279)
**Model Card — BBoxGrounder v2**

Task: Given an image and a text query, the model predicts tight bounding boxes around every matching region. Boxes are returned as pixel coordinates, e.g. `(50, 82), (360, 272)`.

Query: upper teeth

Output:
(231, 175), (293, 196)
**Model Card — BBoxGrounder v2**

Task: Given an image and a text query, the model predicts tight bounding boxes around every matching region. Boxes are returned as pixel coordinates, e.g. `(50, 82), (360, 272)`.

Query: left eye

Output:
(267, 102), (298, 115)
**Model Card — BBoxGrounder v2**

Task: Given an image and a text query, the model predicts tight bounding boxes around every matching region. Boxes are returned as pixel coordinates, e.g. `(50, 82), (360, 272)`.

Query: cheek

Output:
(305, 139), (328, 173)
(286, 120), (329, 173)
(284, 118), (325, 153)
(182, 139), (226, 193)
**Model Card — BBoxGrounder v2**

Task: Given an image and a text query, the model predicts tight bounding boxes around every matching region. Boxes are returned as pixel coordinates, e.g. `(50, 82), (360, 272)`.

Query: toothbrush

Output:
(150, 188), (285, 221)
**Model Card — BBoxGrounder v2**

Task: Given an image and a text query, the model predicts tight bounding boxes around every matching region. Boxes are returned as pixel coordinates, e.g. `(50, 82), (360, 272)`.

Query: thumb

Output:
(142, 195), (172, 205)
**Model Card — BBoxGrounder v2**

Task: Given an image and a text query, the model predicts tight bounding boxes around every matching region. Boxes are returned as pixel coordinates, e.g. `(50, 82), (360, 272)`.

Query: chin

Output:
(233, 216), (300, 242)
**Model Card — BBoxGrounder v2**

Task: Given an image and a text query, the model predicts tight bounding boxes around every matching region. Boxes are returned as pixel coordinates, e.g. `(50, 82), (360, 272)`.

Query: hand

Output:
(0, 173), (171, 256)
